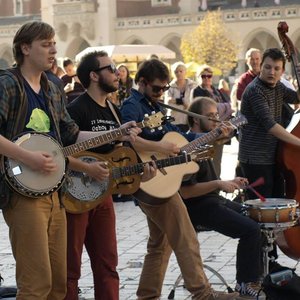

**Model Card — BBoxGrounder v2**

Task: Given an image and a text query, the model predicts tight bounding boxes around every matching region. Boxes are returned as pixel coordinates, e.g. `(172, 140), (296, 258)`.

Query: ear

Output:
(21, 44), (30, 55)
(90, 70), (98, 82)
(138, 77), (146, 87)
(193, 117), (199, 125)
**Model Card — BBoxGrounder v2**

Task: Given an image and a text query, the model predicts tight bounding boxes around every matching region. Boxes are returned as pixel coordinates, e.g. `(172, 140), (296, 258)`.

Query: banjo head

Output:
(4, 133), (66, 197)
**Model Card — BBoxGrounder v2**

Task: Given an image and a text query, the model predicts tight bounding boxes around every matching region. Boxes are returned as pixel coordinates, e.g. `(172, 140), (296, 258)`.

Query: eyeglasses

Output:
(205, 113), (219, 119)
(93, 64), (118, 74)
(201, 74), (213, 79)
(147, 82), (170, 93)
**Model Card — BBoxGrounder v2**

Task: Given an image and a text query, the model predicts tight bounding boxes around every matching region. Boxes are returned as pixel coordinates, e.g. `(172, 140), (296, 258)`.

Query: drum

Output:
(244, 198), (298, 228)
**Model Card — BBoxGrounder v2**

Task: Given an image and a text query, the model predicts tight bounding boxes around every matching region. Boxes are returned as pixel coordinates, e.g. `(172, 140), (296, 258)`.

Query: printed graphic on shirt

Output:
(26, 108), (50, 132)
(90, 118), (117, 132)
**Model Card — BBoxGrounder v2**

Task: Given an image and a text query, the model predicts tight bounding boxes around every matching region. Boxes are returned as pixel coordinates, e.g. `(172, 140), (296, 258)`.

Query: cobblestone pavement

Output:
(0, 139), (299, 299)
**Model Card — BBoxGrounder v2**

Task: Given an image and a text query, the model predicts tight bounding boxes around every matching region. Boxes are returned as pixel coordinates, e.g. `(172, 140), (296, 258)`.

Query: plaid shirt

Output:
(0, 67), (79, 145)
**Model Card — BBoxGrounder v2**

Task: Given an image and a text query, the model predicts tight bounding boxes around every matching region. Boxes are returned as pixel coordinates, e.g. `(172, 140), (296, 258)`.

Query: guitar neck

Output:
(62, 122), (144, 157)
(112, 152), (192, 179)
(181, 128), (222, 153)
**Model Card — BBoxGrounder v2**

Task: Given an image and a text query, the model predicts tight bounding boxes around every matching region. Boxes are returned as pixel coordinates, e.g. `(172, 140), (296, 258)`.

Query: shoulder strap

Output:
(5, 68), (27, 138)
(106, 99), (122, 125)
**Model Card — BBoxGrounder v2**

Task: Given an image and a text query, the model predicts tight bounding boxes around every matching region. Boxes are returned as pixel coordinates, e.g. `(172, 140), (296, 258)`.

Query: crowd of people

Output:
(0, 20), (300, 300)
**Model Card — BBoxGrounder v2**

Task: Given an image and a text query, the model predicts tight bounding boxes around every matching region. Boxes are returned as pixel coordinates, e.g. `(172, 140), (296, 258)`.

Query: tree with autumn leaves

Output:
(181, 10), (238, 75)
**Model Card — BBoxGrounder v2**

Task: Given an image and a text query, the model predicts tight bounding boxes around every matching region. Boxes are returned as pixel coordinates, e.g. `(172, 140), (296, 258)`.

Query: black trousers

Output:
(185, 196), (262, 283)
(238, 163), (284, 199)
(239, 162), (284, 260)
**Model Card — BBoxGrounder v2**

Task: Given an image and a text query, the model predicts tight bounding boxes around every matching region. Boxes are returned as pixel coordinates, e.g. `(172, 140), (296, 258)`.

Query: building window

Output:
(14, 0), (23, 15)
(151, 0), (172, 7)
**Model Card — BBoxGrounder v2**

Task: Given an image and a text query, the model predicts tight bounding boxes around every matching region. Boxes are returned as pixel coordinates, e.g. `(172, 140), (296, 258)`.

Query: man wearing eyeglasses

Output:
(181, 97), (262, 299)
(190, 65), (233, 178)
(64, 51), (156, 300)
(121, 59), (238, 300)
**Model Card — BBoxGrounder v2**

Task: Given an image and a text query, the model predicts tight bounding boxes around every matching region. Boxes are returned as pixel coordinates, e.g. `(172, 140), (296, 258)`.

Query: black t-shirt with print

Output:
(67, 92), (122, 154)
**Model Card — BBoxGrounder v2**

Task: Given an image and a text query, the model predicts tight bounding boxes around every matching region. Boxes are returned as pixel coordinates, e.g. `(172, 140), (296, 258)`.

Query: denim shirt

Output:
(121, 89), (197, 142)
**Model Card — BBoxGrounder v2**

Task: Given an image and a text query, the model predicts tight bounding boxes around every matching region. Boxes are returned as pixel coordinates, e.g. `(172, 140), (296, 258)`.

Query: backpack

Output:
(258, 267), (300, 300)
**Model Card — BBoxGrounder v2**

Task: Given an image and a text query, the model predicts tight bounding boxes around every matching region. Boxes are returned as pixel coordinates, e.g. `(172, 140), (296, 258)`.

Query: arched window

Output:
(14, 0), (23, 16)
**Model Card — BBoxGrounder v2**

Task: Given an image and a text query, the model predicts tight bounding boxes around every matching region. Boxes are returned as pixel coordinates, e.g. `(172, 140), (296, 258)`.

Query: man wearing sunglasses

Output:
(121, 59), (238, 300)
(64, 51), (156, 300)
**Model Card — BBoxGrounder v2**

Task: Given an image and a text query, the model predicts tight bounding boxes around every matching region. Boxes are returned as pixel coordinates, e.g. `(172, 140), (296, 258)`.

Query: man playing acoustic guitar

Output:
(121, 58), (239, 300)
(0, 22), (140, 300)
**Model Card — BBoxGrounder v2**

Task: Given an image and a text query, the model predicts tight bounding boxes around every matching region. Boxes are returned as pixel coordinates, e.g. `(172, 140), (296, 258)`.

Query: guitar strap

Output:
(106, 99), (122, 126)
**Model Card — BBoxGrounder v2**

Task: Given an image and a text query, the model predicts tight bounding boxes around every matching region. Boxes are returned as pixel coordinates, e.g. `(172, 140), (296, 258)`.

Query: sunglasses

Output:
(201, 74), (213, 79)
(93, 64), (118, 74)
(147, 82), (170, 93)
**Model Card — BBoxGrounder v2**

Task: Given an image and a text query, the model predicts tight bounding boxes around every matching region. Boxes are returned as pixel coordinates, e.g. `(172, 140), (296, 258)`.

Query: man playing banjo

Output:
(0, 21), (140, 300)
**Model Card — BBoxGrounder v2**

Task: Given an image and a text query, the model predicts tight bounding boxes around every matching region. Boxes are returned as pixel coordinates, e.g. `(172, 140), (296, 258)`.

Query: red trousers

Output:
(64, 196), (119, 300)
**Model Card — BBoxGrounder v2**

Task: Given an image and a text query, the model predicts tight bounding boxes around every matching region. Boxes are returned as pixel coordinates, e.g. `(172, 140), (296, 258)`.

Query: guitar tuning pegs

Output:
(150, 129), (155, 133)
(144, 114), (149, 117)
(151, 111), (155, 115)
(158, 126), (163, 131)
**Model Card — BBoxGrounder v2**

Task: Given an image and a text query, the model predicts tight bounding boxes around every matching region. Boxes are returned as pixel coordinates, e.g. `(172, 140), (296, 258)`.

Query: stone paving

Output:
(0, 139), (300, 299)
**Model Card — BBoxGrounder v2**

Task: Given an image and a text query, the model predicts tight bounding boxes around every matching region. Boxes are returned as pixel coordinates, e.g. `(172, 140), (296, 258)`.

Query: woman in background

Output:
(191, 65), (233, 177)
(164, 61), (196, 131)
(116, 64), (133, 107)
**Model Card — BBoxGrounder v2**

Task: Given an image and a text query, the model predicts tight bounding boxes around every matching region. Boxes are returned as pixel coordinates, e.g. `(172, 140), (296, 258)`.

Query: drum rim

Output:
(244, 198), (298, 208)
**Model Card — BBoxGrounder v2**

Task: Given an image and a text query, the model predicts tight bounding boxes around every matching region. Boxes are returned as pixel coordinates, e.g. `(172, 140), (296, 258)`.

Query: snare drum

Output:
(244, 198), (298, 228)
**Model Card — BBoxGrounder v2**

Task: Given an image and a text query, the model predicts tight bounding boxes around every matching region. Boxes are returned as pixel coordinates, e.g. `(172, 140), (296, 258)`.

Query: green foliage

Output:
(180, 10), (238, 75)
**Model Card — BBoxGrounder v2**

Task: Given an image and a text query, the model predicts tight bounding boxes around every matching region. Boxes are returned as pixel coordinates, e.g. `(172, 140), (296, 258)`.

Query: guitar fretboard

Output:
(181, 116), (246, 153)
(112, 153), (192, 179)
(62, 127), (127, 157)
(181, 128), (222, 153)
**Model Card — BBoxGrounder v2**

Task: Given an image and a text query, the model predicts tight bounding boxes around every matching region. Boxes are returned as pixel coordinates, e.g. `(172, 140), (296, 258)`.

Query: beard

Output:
(98, 74), (117, 93)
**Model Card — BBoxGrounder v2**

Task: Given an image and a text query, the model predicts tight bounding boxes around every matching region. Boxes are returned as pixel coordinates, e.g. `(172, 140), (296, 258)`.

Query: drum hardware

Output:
(261, 228), (276, 277)
(245, 198), (300, 274)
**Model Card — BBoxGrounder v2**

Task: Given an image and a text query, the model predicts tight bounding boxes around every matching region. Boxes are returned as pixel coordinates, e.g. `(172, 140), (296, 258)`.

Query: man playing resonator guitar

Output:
(0, 22), (141, 300)
(64, 50), (156, 300)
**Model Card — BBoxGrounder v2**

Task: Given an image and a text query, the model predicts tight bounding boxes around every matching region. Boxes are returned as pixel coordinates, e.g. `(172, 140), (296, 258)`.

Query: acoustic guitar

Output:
(64, 146), (213, 213)
(1, 112), (166, 198)
(138, 114), (247, 198)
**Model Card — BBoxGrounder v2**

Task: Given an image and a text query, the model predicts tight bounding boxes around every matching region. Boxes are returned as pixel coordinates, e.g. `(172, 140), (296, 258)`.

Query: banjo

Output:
(1, 112), (166, 198)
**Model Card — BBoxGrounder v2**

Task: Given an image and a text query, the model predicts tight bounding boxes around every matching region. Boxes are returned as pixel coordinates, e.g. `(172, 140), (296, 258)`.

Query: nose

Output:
(51, 45), (57, 54)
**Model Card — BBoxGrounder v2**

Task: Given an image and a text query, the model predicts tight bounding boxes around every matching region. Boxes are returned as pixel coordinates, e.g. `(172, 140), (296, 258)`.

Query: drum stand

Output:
(261, 227), (276, 277)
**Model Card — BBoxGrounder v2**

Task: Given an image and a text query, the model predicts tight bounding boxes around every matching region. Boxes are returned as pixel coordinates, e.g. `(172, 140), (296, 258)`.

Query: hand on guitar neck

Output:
(118, 121), (142, 143)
